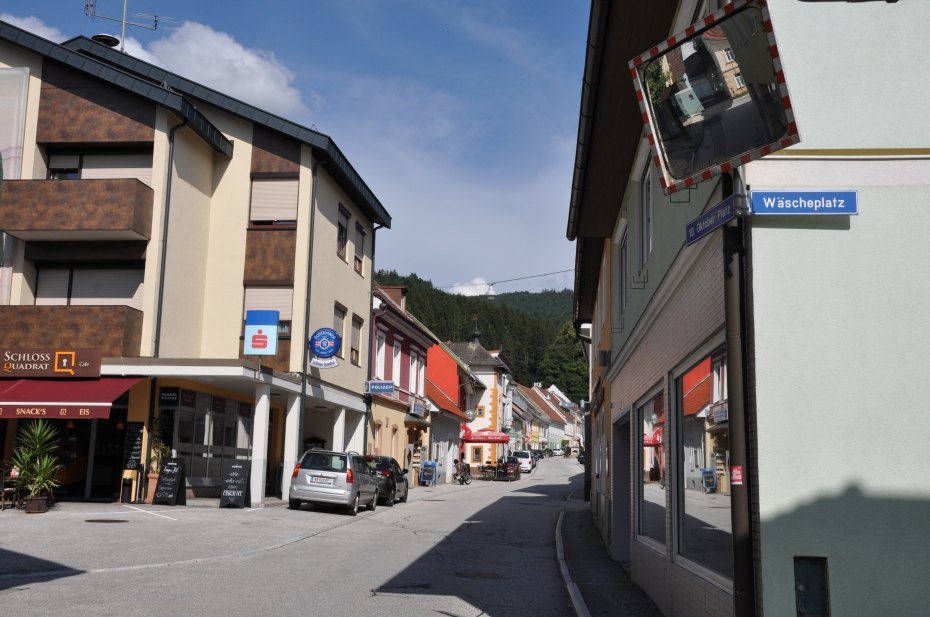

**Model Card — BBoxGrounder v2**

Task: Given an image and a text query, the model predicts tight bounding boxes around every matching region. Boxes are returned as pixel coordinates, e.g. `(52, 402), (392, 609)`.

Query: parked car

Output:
(577, 452), (586, 465)
(289, 449), (378, 516)
(551, 447), (563, 456)
(512, 450), (534, 473)
(364, 455), (409, 506)
(531, 449), (544, 462)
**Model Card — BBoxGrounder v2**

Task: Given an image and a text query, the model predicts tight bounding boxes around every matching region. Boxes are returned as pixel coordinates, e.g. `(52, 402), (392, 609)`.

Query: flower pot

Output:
(24, 497), (48, 513)
(144, 472), (159, 504)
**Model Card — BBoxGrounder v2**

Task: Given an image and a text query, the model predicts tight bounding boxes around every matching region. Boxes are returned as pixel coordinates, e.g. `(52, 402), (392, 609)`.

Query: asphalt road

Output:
(0, 456), (584, 617)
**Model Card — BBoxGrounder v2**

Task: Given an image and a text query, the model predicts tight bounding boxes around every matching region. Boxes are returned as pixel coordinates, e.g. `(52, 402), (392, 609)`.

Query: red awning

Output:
(463, 428), (510, 443)
(0, 378), (140, 420)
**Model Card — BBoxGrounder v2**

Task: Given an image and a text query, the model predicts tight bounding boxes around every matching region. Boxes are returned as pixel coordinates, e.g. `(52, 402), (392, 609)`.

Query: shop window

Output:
(637, 389), (666, 544)
(337, 204), (350, 261)
(351, 315), (363, 366)
(677, 350), (733, 578)
(374, 422), (382, 455)
(472, 446), (483, 463)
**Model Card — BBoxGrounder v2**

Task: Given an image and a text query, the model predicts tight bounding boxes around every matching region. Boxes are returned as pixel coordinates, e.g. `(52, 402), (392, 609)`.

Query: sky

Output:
(1, 0), (588, 295)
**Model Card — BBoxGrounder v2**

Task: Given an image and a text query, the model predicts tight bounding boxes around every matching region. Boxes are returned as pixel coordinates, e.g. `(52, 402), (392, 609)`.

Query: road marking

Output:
(556, 509), (593, 617)
(122, 504), (178, 521)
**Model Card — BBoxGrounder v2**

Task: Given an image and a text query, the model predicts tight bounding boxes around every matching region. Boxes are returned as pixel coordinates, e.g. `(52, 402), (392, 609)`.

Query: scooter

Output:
(452, 459), (472, 485)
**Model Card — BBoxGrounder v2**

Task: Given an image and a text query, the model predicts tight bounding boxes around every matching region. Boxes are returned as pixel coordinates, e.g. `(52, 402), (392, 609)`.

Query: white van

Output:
(512, 450), (534, 473)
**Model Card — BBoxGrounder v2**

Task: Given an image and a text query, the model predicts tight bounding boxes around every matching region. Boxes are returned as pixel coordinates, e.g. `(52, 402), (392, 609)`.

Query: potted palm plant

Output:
(144, 417), (171, 504)
(9, 419), (63, 513)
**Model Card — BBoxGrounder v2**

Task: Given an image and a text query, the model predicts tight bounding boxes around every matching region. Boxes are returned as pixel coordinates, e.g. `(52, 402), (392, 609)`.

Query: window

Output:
(637, 390), (666, 544)
(374, 422), (382, 455)
(47, 154), (79, 179)
(243, 286), (293, 336)
(36, 267), (144, 310)
(619, 234), (629, 313)
(333, 305), (347, 358)
(476, 406), (485, 417)
(724, 47), (735, 62)
(337, 205), (350, 261)
(354, 223), (366, 275)
(417, 354), (426, 397)
(350, 315), (363, 366)
(48, 152), (154, 186)
(640, 163), (653, 268)
(734, 72), (745, 89)
(375, 330), (386, 379)
(678, 351), (732, 578)
(392, 337), (402, 384)
(408, 350), (419, 393)
(249, 179), (298, 225)
(472, 446), (483, 463)
(392, 427), (398, 459)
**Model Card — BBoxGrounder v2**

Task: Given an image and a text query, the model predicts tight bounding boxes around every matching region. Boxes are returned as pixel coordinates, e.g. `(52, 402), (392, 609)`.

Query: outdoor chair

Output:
(1, 469), (22, 511)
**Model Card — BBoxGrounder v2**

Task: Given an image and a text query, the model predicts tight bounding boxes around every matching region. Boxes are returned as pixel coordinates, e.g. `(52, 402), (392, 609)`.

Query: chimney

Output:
(379, 285), (408, 311)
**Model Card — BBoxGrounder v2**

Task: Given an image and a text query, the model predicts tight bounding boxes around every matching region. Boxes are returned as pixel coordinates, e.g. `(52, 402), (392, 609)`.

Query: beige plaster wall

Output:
(139, 107), (171, 356)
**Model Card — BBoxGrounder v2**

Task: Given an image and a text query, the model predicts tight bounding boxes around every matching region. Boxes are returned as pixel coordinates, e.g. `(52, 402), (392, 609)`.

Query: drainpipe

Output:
(363, 223), (385, 455)
(723, 171), (756, 617)
(298, 159), (321, 453)
(153, 118), (188, 358)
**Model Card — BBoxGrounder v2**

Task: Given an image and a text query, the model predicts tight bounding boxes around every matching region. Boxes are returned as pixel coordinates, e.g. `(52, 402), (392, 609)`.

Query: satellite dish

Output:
(91, 33), (120, 48)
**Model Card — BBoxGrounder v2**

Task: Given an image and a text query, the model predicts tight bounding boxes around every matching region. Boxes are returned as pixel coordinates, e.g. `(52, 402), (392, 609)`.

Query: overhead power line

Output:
(440, 268), (574, 290)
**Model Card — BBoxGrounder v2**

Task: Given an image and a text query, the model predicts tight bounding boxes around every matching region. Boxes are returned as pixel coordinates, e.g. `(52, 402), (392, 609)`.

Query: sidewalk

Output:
(561, 507), (663, 617)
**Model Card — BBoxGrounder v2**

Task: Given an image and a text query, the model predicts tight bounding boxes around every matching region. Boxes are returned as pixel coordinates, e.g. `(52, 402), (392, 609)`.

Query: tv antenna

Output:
(84, 1), (176, 52)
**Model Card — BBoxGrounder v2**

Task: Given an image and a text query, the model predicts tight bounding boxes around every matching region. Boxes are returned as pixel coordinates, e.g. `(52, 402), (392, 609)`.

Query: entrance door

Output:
(611, 418), (632, 562)
(90, 407), (128, 499)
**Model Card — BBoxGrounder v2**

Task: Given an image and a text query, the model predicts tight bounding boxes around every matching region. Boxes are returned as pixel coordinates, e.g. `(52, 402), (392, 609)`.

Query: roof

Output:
(444, 342), (506, 370)
(529, 386), (569, 425)
(517, 384), (561, 425)
(61, 36), (391, 228)
(0, 20), (232, 157)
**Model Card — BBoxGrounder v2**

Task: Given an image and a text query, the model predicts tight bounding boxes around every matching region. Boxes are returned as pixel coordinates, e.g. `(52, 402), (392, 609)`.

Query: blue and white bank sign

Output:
(750, 191), (858, 216)
(244, 310), (279, 356)
(309, 327), (341, 369)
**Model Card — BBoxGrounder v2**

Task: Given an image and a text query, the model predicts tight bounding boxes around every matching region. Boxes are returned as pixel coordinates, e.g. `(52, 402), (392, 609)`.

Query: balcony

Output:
(0, 305), (143, 357)
(0, 179), (153, 241)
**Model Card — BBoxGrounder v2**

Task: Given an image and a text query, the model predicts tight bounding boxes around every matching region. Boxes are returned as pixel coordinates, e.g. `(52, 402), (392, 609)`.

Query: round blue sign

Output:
(310, 328), (341, 359)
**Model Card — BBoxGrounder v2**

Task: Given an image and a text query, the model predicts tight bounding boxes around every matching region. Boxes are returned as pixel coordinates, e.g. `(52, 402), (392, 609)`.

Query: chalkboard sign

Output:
(152, 458), (186, 506)
(219, 461), (251, 508)
(122, 422), (145, 470)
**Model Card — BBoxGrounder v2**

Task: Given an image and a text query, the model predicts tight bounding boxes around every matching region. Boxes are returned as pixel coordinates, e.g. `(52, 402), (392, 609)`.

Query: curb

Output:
(556, 508), (593, 617)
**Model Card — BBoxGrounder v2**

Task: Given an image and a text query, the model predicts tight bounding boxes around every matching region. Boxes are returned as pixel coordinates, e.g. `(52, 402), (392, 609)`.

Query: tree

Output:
(537, 320), (588, 403)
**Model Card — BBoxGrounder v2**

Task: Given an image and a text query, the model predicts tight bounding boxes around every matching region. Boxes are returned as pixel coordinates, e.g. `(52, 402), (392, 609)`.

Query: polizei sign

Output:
(1, 348), (101, 378)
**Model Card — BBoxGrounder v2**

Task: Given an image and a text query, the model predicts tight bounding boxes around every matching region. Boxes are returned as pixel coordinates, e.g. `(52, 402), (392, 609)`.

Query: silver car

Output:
(288, 450), (379, 516)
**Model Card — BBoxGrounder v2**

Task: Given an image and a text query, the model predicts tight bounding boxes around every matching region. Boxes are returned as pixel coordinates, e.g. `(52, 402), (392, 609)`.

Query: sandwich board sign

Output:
(244, 310), (279, 355)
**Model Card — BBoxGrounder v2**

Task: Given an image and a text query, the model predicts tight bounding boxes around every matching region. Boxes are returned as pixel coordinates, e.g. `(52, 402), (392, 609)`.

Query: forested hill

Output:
(494, 289), (573, 328)
(375, 271), (587, 402)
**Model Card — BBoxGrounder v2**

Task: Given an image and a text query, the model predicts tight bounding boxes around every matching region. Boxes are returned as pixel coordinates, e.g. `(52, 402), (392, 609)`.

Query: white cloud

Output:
(147, 22), (313, 122)
(450, 278), (495, 297)
(1, 13), (66, 42)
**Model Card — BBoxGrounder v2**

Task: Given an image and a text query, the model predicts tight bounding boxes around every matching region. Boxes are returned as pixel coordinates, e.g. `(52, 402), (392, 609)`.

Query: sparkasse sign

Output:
(1, 348), (101, 378)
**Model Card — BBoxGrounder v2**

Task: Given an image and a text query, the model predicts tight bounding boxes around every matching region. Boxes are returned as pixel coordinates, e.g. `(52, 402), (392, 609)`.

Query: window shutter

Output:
(243, 287), (293, 321)
(70, 269), (144, 310)
(81, 154), (153, 186)
(48, 155), (80, 169)
(35, 269), (70, 306)
(249, 179), (298, 222)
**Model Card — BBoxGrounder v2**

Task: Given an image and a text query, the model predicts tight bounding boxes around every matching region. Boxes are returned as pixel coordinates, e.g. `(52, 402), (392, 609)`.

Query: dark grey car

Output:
(288, 450), (379, 515)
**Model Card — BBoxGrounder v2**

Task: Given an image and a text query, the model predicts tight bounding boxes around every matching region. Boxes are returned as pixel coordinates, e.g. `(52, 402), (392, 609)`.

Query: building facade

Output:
(0, 23), (390, 506)
(569, 1), (930, 617)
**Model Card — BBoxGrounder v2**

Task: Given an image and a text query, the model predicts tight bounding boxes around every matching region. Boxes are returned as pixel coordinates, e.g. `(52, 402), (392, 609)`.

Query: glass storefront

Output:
(677, 350), (732, 578)
(637, 389), (666, 544)
(159, 388), (253, 486)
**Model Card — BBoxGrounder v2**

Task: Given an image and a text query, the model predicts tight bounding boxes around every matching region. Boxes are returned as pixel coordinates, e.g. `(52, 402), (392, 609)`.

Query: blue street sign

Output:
(244, 310), (279, 356)
(365, 380), (395, 395)
(685, 196), (735, 246)
(310, 327), (341, 359)
(750, 190), (858, 216)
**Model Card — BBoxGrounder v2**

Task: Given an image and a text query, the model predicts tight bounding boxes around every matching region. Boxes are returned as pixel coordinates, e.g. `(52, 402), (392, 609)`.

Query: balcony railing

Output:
(0, 179), (153, 241)
(0, 305), (143, 357)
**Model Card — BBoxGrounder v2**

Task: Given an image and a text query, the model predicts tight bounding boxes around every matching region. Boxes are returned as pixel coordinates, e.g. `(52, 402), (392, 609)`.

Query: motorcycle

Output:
(452, 459), (472, 485)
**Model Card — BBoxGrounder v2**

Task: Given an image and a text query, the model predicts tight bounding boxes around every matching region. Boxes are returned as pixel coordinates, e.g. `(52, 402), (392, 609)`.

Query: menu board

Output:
(219, 461), (251, 509)
(152, 458), (186, 506)
(122, 422), (145, 471)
